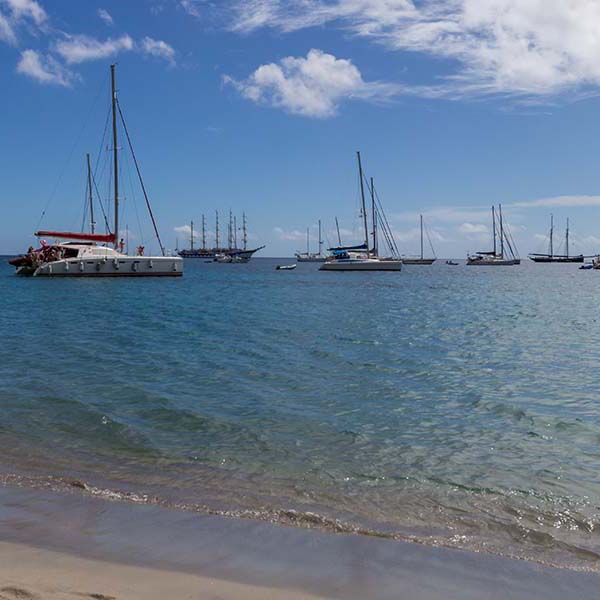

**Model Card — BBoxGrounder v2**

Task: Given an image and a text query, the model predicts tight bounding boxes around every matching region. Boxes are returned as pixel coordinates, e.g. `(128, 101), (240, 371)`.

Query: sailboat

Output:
(9, 65), (182, 278)
(320, 152), (402, 271)
(295, 220), (326, 262)
(467, 205), (519, 266)
(529, 216), (584, 263)
(401, 215), (437, 265)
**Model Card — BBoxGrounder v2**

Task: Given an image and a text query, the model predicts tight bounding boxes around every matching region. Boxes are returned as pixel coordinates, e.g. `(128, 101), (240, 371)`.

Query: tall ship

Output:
(178, 211), (264, 262)
(467, 205), (519, 266)
(320, 152), (402, 271)
(401, 215), (437, 265)
(9, 65), (182, 278)
(295, 220), (326, 262)
(529, 216), (583, 263)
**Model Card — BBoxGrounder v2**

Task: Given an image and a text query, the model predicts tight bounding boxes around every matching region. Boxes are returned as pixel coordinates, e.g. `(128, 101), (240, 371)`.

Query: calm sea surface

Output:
(1, 257), (599, 570)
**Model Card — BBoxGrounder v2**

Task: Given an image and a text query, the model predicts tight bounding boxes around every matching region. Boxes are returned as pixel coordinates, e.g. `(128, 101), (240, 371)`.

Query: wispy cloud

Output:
(54, 34), (134, 64)
(97, 8), (113, 26)
(0, 0), (47, 44)
(141, 36), (176, 65)
(273, 227), (306, 241)
(16, 49), (74, 86)
(224, 0), (600, 100)
(508, 195), (600, 208)
(225, 48), (401, 118)
(180, 0), (202, 19)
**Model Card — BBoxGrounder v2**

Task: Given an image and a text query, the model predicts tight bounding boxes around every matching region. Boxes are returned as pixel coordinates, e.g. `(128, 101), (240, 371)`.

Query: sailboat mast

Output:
(499, 204), (504, 259)
(356, 151), (369, 258)
(306, 227), (310, 255)
(215, 210), (220, 249)
(335, 217), (342, 245)
(86, 153), (95, 234)
(420, 214), (424, 260)
(110, 64), (119, 249)
(550, 214), (554, 257)
(370, 177), (377, 256)
(228, 210), (232, 249)
(202, 214), (206, 250)
(492, 206), (497, 256)
(234, 215), (238, 249)
(243, 212), (247, 250)
(318, 219), (323, 257)
(190, 220), (194, 251)
(566, 218), (569, 258)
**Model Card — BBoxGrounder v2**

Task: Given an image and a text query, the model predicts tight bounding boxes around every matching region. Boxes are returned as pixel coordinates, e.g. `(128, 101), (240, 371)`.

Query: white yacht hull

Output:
(25, 256), (183, 277)
(320, 259), (402, 271)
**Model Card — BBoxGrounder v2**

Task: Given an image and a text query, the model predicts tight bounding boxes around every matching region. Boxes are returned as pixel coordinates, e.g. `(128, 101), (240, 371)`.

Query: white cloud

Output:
(180, 0), (202, 18)
(141, 36), (176, 64)
(174, 225), (192, 236)
(459, 222), (488, 235)
(2, 0), (46, 25)
(0, 12), (15, 43)
(508, 195), (600, 208)
(225, 48), (400, 117)
(16, 49), (73, 86)
(273, 227), (306, 241)
(55, 34), (134, 64)
(97, 8), (113, 26)
(226, 1), (600, 99)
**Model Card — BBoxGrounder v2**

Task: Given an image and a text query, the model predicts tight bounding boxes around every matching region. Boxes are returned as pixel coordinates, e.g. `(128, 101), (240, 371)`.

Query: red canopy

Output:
(35, 231), (116, 244)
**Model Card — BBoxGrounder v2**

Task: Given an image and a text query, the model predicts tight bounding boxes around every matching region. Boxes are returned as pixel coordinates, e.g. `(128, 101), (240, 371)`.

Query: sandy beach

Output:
(1, 484), (599, 600)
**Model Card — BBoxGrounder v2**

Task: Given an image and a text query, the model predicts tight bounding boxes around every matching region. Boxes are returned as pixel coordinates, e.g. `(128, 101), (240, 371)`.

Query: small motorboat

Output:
(446, 260), (459, 266)
(579, 264), (593, 270)
(276, 264), (297, 270)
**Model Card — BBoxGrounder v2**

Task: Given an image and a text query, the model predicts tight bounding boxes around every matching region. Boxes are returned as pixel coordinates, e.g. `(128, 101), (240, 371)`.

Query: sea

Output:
(1, 257), (599, 571)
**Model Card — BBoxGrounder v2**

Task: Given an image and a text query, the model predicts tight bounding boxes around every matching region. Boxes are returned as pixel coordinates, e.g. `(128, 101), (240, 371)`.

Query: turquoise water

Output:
(1, 258), (600, 570)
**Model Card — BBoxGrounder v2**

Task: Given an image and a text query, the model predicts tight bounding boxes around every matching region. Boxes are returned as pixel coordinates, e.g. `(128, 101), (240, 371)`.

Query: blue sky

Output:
(2, 0), (600, 257)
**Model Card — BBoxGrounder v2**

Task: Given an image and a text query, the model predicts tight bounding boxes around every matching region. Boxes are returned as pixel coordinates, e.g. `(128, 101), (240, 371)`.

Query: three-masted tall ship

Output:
(528, 215), (583, 263)
(467, 205), (519, 266)
(9, 65), (182, 277)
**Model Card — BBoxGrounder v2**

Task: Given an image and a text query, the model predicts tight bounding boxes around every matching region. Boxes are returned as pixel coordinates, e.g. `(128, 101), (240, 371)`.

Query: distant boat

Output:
(295, 221), (326, 262)
(580, 264), (593, 270)
(467, 205), (519, 266)
(179, 212), (264, 262)
(9, 65), (182, 278)
(320, 153), (402, 272)
(529, 216), (584, 263)
(446, 260), (459, 266)
(402, 215), (436, 265)
(276, 264), (297, 270)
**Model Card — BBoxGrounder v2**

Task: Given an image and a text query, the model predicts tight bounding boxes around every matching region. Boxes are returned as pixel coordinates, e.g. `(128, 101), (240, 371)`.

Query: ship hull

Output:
(529, 255), (584, 263)
(320, 259), (402, 271)
(402, 258), (436, 265)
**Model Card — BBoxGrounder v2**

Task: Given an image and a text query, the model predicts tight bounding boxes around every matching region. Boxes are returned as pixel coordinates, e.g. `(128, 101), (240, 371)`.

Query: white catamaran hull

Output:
(320, 259), (402, 271)
(24, 256), (182, 277)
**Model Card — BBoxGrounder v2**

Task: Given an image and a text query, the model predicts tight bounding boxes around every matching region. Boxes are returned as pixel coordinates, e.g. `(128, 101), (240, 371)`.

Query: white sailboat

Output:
(295, 220), (326, 262)
(10, 65), (182, 278)
(320, 152), (402, 272)
(402, 215), (437, 265)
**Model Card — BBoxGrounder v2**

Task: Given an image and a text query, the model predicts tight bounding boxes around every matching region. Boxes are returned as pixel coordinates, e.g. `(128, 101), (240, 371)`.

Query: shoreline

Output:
(1, 484), (599, 599)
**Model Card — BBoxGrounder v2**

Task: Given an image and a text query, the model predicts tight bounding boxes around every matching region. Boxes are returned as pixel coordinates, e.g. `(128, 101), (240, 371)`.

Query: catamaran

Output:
(320, 152), (402, 272)
(401, 215), (437, 265)
(467, 205), (519, 266)
(9, 65), (182, 278)
(529, 216), (583, 263)
(295, 220), (326, 262)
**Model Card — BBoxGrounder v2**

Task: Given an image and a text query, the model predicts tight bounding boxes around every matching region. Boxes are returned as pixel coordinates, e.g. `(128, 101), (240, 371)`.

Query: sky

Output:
(2, 0), (600, 257)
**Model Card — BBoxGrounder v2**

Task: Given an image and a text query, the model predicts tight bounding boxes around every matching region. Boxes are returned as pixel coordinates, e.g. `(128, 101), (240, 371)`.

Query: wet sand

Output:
(0, 484), (598, 599)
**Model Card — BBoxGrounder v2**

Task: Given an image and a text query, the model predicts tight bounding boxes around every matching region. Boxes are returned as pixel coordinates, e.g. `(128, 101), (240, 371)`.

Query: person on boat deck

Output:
(137, 245), (144, 256)
(119, 238), (125, 253)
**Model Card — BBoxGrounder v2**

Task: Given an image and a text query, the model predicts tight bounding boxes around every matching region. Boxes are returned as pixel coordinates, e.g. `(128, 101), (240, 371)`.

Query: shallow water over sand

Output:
(1, 258), (599, 570)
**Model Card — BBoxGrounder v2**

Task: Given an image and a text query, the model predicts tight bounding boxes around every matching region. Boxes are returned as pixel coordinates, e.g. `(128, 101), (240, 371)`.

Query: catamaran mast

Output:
(243, 213), (247, 250)
(566, 218), (569, 258)
(550, 214), (554, 257)
(202, 214), (206, 250)
(190, 220), (194, 251)
(356, 151), (369, 258)
(420, 214), (424, 260)
(111, 64), (119, 249)
(86, 153), (95, 234)
(492, 206), (497, 256)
